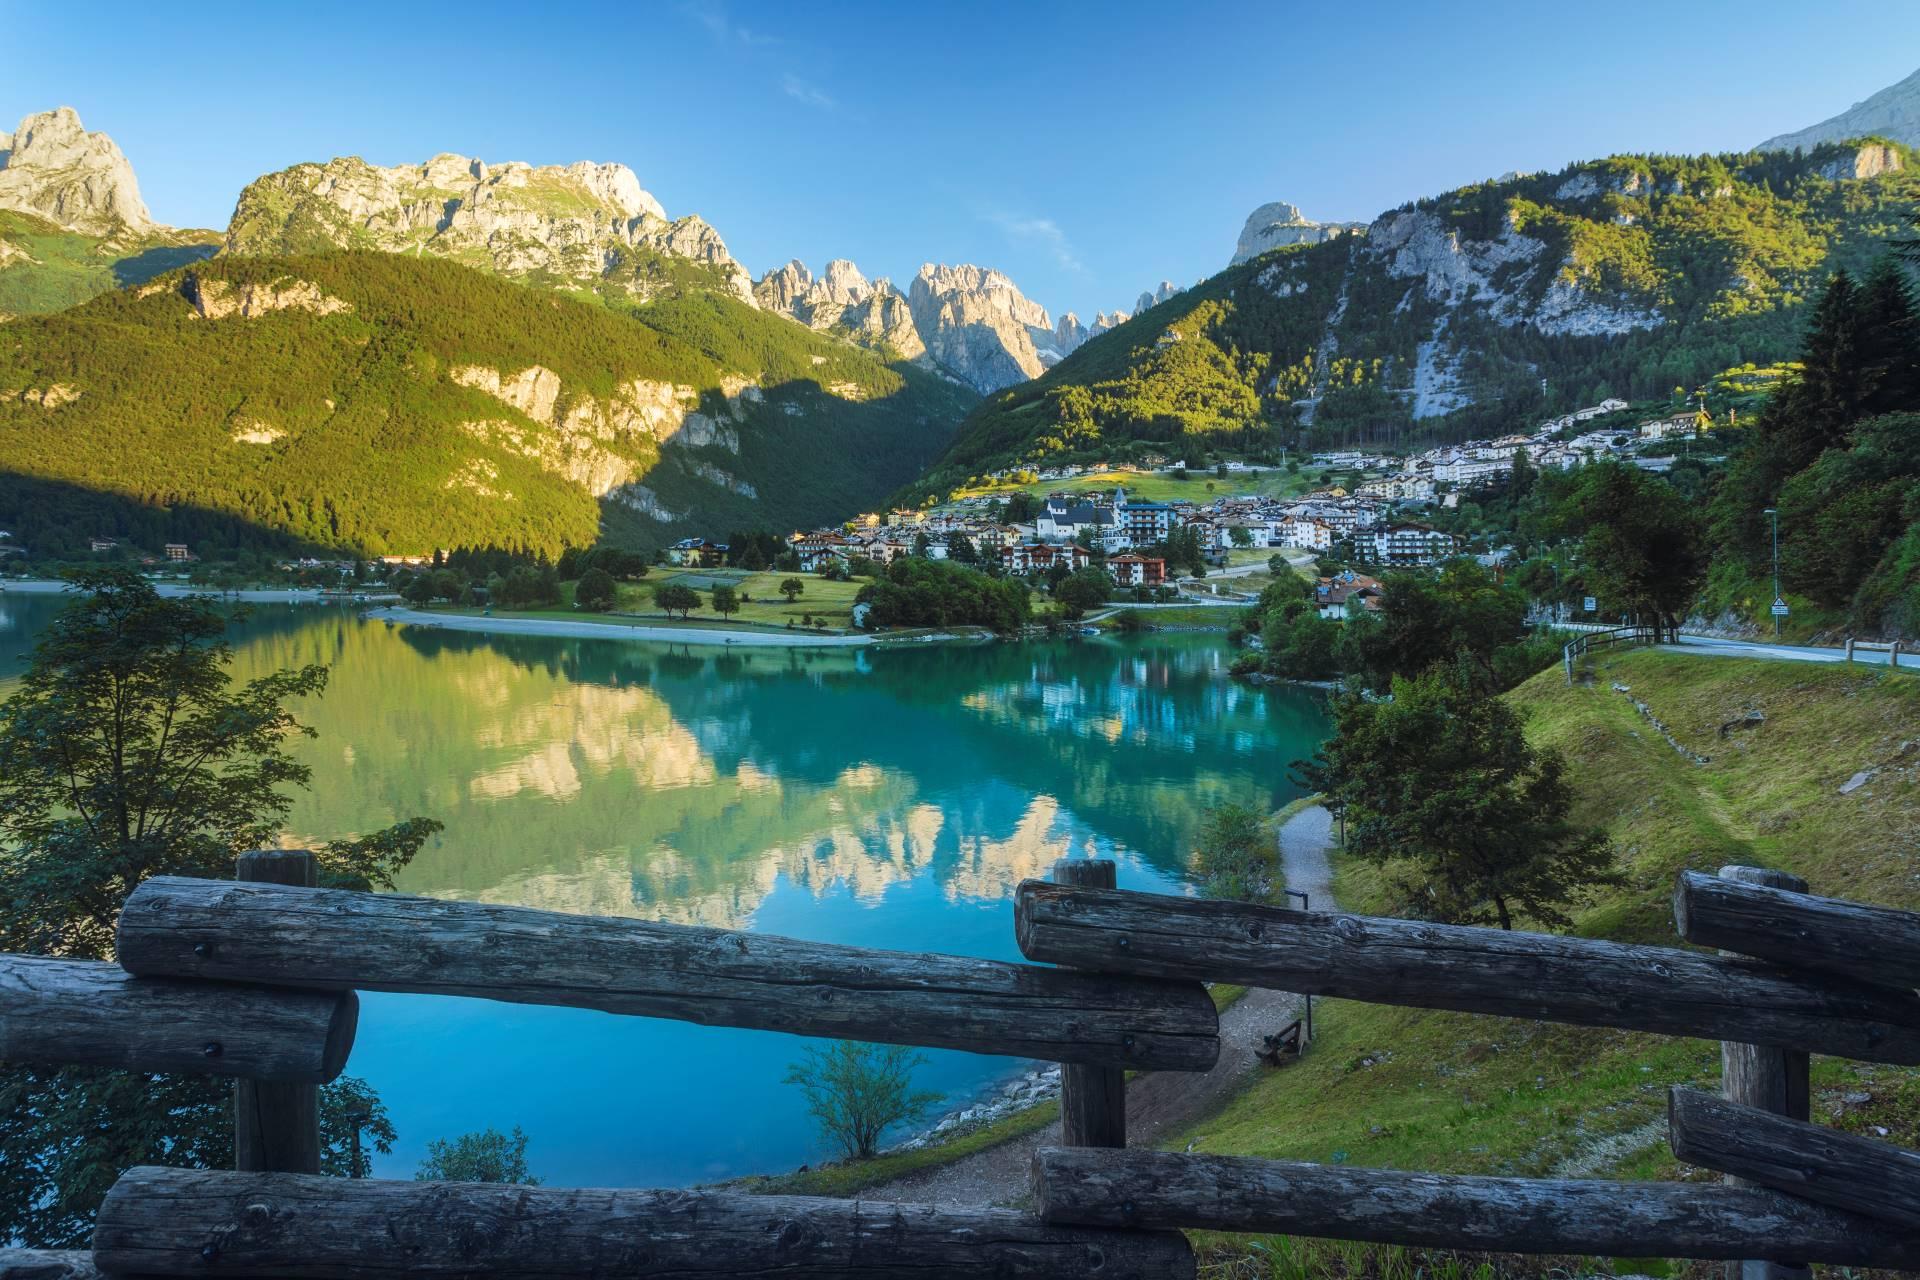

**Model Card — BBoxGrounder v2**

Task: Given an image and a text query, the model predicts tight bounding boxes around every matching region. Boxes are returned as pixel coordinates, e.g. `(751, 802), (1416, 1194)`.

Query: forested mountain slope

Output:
(918, 140), (1917, 493)
(0, 253), (975, 558)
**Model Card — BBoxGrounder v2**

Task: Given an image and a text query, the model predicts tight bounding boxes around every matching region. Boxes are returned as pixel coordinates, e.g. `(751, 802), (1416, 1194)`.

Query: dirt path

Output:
(866, 805), (1336, 1208)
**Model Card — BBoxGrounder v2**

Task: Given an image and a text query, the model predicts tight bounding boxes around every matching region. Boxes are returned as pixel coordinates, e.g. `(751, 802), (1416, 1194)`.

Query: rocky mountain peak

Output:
(1230, 200), (1366, 266)
(224, 151), (751, 305)
(907, 263), (1058, 393)
(1135, 280), (1183, 312)
(1759, 66), (1920, 151)
(0, 106), (155, 236)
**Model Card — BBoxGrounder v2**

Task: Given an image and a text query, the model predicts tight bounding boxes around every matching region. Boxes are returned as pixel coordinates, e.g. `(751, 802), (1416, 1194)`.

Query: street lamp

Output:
(1763, 507), (1781, 639)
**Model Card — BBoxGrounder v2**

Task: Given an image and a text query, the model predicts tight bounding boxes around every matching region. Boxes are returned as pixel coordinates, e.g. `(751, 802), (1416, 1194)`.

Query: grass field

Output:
(953, 467), (1318, 505)
(1181, 649), (1920, 1278)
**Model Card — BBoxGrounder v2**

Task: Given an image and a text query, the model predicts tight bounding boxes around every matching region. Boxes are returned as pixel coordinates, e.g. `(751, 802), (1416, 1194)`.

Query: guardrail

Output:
(1562, 623), (1657, 682)
(7, 853), (1920, 1274)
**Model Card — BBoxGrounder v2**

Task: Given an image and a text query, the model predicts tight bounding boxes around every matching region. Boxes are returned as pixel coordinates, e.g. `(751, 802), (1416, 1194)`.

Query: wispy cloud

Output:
(780, 74), (837, 111)
(984, 211), (1086, 273)
(684, 1), (777, 47)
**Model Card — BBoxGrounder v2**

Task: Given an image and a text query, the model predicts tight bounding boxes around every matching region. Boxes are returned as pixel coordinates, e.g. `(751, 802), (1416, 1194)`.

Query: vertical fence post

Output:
(234, 849), (322, 1174)
(1051, 858), (1126, 1149)
(1844, 636), (1854, 665)
(1716, 864), (1810, 1280)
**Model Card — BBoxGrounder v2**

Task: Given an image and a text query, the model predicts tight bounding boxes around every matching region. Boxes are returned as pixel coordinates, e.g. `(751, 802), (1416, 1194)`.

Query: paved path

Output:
(864, 805), (1335, 1209)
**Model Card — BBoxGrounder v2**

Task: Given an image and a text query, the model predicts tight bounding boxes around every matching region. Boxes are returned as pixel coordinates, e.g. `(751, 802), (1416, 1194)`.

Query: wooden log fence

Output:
(116, 876), (1219, 1071)
(19, 849), (1920, 1273)
(0, 953), (354, 1083)
(1028, 1147), (1920, 1269)
(1013, 880), (1920, 1063)
(0, 1251), (101, 1280)
(92, 1166), (1197, 1279)
(1051, 857), (1127, 1149)
(1675, 867), (1920, 991)
(1669, 1086), (1920, 1232)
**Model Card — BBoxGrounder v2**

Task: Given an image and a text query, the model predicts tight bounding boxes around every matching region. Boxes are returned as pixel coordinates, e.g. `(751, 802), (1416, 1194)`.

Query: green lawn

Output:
(1180, 650), (1920, 1278)
(954, 467), (1316, 505)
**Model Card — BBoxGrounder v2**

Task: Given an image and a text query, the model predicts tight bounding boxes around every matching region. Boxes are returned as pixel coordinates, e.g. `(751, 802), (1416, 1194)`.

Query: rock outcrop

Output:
(752, 258), (923, 358)
(1135, 280), (1184, 312)
(1759, 66), (1920, 151)
(906, 263), (1059, 394)
(224, 154), (755, 305)
(0, 107), (154, 237)
(1816, 143), (1904, 182)
(757, 257), (1066, 393)
(1230, 201), (1366, 266)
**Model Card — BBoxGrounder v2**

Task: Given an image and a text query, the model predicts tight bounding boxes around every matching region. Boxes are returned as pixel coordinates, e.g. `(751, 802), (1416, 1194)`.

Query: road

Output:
(1666, 633), (1916, 671)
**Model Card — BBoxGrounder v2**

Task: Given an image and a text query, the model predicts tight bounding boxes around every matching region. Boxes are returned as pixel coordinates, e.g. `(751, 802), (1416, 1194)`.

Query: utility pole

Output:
(1764, 507), (1781, 640)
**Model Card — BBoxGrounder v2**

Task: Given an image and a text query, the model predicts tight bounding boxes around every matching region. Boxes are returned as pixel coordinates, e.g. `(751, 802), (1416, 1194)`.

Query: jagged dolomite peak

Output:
(1759, 66), (1920, 151)
(907, 263), (1059, 394)
(752, 257), (923, 359)
(224, 153), (755, 305)
(1135, 280), (1184, 313)
(1230, 201), (1366, 266)
(0, 107), (155, 236)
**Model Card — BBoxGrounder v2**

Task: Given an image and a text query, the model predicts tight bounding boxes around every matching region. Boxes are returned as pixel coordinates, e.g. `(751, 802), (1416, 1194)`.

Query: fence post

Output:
(1052, 858), (1126, 1149)
(1716, 865), (1810, 1280)
(234, 849), (323, 1174)
(1844, 636), (1854, 665)
(1893, 640), (1903, 672)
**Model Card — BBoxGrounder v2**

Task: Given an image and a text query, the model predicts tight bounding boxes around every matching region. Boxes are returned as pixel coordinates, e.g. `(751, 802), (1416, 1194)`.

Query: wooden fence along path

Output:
(4, 855), (1920, 1276)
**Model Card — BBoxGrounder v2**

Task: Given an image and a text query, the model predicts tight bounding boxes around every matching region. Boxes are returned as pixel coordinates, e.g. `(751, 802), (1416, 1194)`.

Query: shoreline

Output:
(377, 605), (972, 650)
(1, 578), (393, 604)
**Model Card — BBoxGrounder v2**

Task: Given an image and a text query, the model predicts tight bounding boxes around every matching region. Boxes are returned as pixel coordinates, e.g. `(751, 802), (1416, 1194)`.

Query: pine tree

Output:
(1856, 259), (1920, 421)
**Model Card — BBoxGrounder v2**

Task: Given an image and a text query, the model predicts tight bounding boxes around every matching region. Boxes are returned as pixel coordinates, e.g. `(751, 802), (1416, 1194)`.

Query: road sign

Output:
(1771, 599), (1790, 617)
(1583, 596), (1597, 613)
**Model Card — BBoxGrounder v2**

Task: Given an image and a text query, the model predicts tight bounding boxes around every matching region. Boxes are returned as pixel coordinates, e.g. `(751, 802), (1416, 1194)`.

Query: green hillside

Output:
(917, 140), (1917, 495)
(0, 252), (975, 559)
(1188, 649), (1920, 1277)
(0, 209), (218, 318)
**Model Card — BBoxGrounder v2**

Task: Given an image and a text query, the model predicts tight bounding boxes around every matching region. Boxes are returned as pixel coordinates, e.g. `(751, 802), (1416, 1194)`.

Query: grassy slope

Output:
(0, 209), (218, 315)
(1182, 649), (1920, 1277)
(0, 253), (975, 558)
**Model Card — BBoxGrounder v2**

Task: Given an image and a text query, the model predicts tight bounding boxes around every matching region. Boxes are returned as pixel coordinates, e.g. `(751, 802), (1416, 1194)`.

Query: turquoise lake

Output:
(0, 590), (1329, 1186)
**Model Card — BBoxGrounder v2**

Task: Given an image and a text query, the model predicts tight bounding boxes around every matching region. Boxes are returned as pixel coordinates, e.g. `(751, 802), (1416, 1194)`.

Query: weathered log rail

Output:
(1029, 1147), (1920, 1269)
(16, 852), (1920, 1274)
(1563, 623), (1657, 681)
(92, 1166), (1196, 1279)
(1014, 879), (1920, 1063)
(116, 876), (1219, 1071)
(0, 953), (355, 1083)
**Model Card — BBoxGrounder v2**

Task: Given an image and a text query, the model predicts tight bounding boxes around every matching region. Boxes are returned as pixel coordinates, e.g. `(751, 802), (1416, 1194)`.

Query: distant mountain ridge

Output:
(1760, 65), (1920, 151)
(913, 139), (1918, 494)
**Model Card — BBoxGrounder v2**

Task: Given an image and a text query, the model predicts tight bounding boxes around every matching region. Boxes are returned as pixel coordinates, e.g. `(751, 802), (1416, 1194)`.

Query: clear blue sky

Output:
(5, 0), (1917, 319)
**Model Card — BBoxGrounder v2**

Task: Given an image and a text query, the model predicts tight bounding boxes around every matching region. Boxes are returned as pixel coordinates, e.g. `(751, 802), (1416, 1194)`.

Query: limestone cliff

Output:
(751, 258), (923, 358)
(1759, 66), (1920, 151)
(755, 257), (1066, 393)
(224, 153), (756, 305)
(0, 108), (220, 315)
(0, 107), (154, 237)
(1230, 201), (1366, 266)
(906, 263), (1059, 394)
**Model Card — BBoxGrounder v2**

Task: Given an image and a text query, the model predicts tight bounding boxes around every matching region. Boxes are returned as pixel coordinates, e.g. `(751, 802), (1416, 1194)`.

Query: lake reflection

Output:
(0, 594), (1329, 1185)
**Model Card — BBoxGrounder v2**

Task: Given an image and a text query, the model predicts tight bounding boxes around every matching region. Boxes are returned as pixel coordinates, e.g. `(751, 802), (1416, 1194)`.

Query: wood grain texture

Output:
(0, 954), (354, 1083)
(1710, 867), (1810, 1280)
(117, 877), (1218, 1071)
(93, 1166), (1196, 1279)
(1014, 881), (1920, 1064)
(1052, 858), (1126, 1149)
(0, 1251), (101, 1280)
(1675, 869), (1920, 992)
(1670, 1086), (1920, 1231)
(234, 849), (322, 1174)
(1029, 1147), (1920, 1268)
